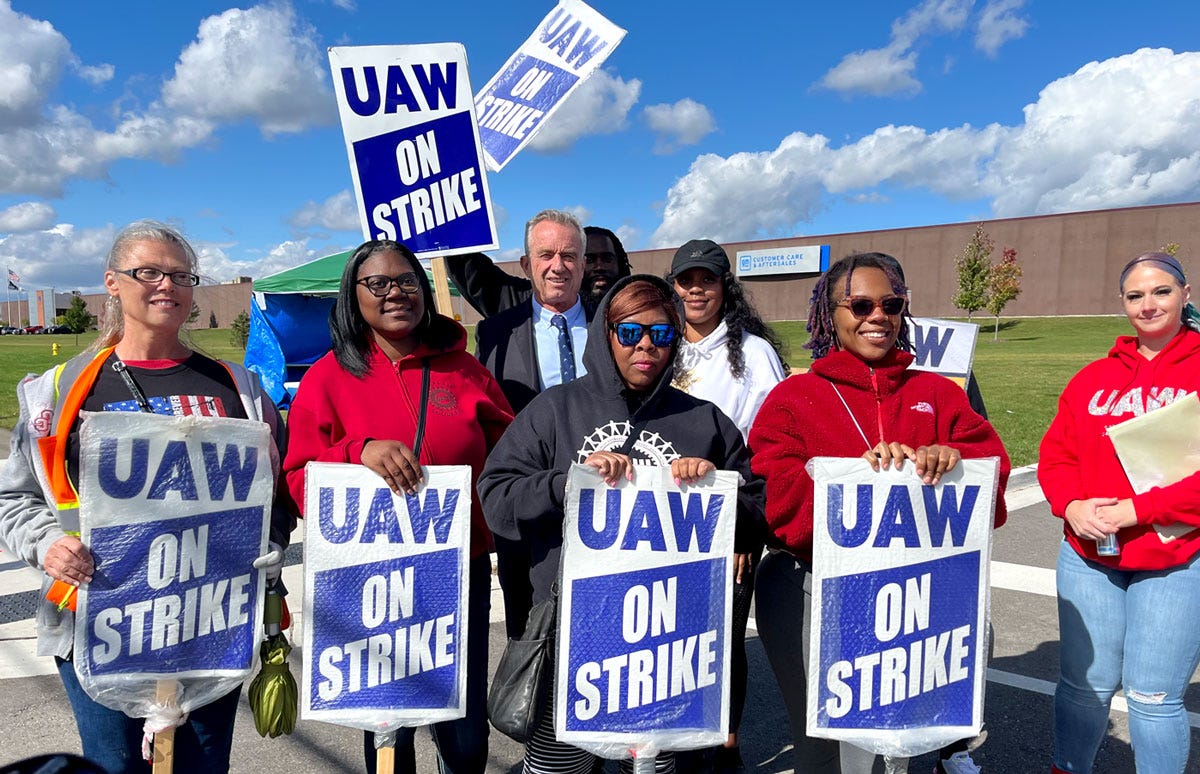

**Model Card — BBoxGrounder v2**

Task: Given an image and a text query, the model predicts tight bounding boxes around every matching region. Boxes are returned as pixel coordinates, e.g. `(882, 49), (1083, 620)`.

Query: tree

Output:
(985, 247), (1023, 340)
(187, 302), (201, 326)
(1161, 241), (1181, 257)
(62, 295), (95, 334)
(209, 310), (218, 329)
(952, 224), (993, 318)
(230, 311), (250, 349)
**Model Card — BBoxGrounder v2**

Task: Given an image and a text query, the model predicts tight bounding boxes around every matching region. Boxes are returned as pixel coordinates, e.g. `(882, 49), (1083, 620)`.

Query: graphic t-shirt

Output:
(66, 352), (247, 487)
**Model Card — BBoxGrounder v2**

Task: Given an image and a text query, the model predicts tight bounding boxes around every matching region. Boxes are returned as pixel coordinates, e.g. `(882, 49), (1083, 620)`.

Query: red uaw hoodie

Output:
(283, 317), (513, 559)
(1039, 327), (1200, 570)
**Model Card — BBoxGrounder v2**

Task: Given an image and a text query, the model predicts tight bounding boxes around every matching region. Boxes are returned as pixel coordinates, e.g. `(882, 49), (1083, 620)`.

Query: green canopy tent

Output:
(245, 250), (460, 406)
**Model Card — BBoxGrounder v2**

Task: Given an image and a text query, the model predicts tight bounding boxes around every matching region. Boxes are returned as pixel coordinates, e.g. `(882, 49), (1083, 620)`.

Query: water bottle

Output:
(1096, 532), (1120, 556)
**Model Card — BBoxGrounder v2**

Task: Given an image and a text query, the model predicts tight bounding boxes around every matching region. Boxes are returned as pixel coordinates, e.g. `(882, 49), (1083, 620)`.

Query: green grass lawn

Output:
(0, 318), (1131, 467)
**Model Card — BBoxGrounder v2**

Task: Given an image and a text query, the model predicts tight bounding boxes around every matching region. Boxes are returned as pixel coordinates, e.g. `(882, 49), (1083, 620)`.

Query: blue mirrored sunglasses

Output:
(609, 322), (678, 347)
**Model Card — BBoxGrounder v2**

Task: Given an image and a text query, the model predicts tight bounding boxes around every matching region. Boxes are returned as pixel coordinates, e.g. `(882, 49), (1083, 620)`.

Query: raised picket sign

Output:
(807, 456), (1000, 758)
(329, 43), (498, 255)
(474, 0), (626, 171)
(557, 463), (736, 761)
(908, 317), (979, 389)
(301, 462), (472, 734)
(75, 411), (274, 717)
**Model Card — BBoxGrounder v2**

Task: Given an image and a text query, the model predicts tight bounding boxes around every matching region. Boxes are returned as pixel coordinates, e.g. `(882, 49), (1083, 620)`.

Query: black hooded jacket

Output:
(478, 274), (766, 605)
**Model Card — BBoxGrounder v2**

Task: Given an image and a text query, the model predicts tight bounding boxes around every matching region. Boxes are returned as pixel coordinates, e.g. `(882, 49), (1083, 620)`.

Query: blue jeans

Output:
(56, 657), (241, 774)
(1054, 539), (1200, 773)
(364, 553), (492, 773)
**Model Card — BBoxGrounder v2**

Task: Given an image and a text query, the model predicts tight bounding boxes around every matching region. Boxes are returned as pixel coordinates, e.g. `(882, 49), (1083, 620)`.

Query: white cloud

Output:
(0, 1), (71, 128)
(527, 70), (641, 153)
(74, 62), (114, 86)
(0, 201), (56, 232)
(161, 4), (335, 135)
(975, 0), (1030, 57)
(198, 238), (318, 282)
(817, 0), (970, 97)
(653, 48), (1200, 246)
(0, 222), (116, 292)
(644, 98), (716, 154)
(290, 190), (361, 232)
(563, 205), (592, 226)
(614, 224), (640, 251)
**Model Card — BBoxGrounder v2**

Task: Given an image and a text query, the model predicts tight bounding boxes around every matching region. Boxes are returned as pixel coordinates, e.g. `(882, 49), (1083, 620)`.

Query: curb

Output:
(1007, 463), (1039, 492)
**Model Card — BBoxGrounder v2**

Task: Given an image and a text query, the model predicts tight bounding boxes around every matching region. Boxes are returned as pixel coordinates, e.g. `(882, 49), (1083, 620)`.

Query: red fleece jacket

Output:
(1039, 327), (1200, 570)
(283, 320), (513, 558)
(748, 348), (1009, 561)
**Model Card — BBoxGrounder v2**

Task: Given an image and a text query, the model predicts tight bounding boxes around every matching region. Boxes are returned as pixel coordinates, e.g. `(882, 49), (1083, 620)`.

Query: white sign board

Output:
(301, 463), (472, 734)
(329, 43), (499, 256)
(474, 0), (626, 171)
(556, 464), (736, 757)
(735, 244), (829, 277)
(908, 317), (979, 388)
(808, 457), (999, 757)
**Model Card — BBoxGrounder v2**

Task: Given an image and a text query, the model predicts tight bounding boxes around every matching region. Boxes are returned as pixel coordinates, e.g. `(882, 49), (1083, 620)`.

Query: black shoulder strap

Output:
(112, 359), (155, 414)
(411, 359), (432, 458)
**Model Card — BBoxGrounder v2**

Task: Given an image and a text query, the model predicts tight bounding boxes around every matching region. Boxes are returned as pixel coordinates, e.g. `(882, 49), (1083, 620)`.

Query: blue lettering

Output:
(384, 64), (421, 114)
(666, 491), (722, 552)
(318, 486), (358, 543)
(341, 66), (380, 116)
(98, 437), (148, 499)
(538, 8), (568, 43)
(147, 440), (198, 500)
(827, 483), (873, 548)
(363, 488), (403, 543)
(913, 324), (954, 368)
(578, 488), (620, 550)
(405, 488), (457, 544)
(412, 62), (457, 110)
(621, 491), (666, 551)
(201, 443), (257, 501)
(922, 485), (979, 547)
(566, 30), (608, 68)
(874, 485), (919, 548)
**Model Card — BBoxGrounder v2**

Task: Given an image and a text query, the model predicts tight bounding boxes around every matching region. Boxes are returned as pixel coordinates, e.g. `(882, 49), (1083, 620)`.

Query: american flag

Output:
(103, 395), (227, 417)
(7, 268), (18, 283)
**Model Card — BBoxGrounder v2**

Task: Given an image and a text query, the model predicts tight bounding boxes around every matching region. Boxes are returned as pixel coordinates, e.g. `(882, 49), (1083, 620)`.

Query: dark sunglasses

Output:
(839, 295), (906, 319)
(357, 272), (420, 297)
(609, 322), (678, 347)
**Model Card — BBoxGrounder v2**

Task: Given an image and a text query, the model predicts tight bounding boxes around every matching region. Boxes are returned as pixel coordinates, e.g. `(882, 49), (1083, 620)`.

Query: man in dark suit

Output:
(446, 225), (630, 320)
(475, 209), (589, 635)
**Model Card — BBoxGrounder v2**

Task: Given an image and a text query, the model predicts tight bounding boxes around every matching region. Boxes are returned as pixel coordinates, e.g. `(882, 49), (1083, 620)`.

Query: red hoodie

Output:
(1039, 327), (1200, 570)
(283, 319), (514, 559)
(749, 348), (1010, 561)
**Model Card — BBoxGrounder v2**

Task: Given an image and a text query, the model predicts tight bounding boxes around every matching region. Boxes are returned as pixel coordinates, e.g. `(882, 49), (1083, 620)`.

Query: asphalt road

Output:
(0, 439), (1197, 772)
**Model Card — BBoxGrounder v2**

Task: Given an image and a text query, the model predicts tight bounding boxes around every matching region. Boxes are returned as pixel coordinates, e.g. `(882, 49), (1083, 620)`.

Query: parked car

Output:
(0, 326), (21, 335)
(23, 325), (43, 334)
(43, 324), (71, 334)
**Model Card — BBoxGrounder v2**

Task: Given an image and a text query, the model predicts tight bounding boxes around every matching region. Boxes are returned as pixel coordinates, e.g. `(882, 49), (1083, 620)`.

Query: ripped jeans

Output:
(1054, 540), (1200, 773)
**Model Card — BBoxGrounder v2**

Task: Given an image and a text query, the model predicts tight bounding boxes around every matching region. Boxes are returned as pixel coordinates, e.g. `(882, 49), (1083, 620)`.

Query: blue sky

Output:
(1, 0), (1198, 292)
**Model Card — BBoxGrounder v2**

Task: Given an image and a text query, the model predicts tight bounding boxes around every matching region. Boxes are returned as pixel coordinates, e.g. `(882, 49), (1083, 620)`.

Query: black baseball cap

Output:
(670, 239), (730, 277)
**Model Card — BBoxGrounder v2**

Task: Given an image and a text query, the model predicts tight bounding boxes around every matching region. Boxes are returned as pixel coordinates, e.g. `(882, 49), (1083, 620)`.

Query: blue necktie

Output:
(550, 314), (576, 383)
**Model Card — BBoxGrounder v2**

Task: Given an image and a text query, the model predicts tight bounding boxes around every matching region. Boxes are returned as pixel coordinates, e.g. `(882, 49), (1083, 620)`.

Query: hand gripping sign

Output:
(301, 463), (472, 735)
(557, 464), (737, 763)
(475, 0), (626, 171)
(807, 457), (1000, 758)
(329, 43), (499, 255)
(75, 412), (274, 734)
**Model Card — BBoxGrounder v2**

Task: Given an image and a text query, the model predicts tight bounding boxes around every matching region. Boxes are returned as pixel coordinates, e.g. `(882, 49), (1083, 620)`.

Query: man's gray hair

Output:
(523, 209), (585, 258)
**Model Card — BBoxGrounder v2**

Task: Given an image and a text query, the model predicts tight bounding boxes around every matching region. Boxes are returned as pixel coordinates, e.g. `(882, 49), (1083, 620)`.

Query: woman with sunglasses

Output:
(479, 275), (765, 773)
(667, 239), (787, 773)
(748, 253), (1009, 774)
(282, 239), (513, 774)
(0, 220), (295, 773)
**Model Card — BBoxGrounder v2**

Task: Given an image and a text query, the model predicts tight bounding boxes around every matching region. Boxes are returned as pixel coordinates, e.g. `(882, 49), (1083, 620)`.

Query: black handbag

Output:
(486, 583), (558, 743)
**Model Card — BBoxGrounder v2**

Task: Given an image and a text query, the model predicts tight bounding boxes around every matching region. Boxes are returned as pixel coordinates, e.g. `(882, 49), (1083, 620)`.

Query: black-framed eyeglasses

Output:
(838, 295), (906, 319)
(609, 322), (678, 347)
(115, 267), (200, 287)
(357, 273), (420, 297)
